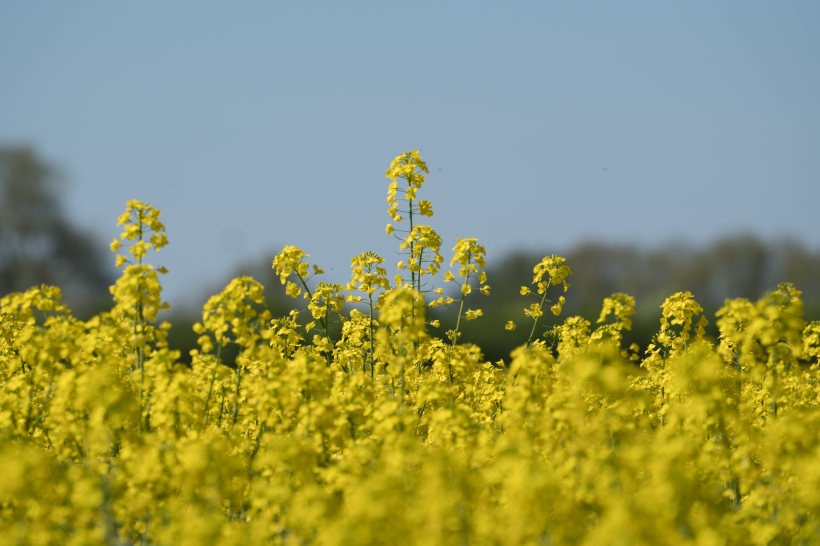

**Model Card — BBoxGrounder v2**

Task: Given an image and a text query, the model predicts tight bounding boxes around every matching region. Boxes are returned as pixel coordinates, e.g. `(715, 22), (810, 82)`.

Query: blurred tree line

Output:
(0, 146), (114, 316)
(4, 146), (820, 365)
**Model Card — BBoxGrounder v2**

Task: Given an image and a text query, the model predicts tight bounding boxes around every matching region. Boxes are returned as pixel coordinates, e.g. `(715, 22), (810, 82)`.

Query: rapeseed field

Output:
(2, 151), (820, 545)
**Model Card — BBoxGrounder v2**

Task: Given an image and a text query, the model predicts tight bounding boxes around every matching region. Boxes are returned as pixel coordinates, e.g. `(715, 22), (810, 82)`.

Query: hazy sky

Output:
(2, 2), (818, 309)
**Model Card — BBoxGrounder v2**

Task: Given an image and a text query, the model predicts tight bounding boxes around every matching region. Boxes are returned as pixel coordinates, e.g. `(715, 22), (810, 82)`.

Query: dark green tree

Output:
(0, 146), (113, 313)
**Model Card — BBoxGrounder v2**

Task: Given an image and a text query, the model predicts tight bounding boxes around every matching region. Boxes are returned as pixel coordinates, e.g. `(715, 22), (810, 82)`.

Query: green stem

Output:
(526, 280), (552, 347)
(417, 250), (423, 294)
(217, 386), (225, 428)
(136, 213), (145, 373)
(408, 179), (415, 296)
(296, 275), (325, 330)
(735, 343), (741, 414)
(232, 364), (242, 424)
(296, 274), (332, 366)
(770, 350), (778, 419)
(144, 395), (151, 431)
(415, 252), (426, 334)
(451, 271), (470, 349)
(203, 342), (223, 424)
(368, 293), (375, 378)
(660, 386), (665, 429)
(446, 271), (471, 406)
(30, 373), (55, 432)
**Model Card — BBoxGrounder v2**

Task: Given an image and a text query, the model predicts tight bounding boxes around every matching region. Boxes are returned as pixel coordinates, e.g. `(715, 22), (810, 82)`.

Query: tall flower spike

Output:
(439, 238), (489, 347)
(597, 293), (636, 331)
(272, 246), (313, 285)
(520, 255), (572, 346)
(385, 150), (432, 227)
(111, 200), (168, 269)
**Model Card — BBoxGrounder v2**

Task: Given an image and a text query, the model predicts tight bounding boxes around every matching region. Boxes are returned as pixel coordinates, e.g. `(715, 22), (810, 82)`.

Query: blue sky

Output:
(1, 2), (818, 309)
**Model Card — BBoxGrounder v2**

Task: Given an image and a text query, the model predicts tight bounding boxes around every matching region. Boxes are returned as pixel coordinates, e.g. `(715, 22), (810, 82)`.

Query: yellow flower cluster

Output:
(272, 245), (312, 285)
(193, 276), (272, 355)
(385, 151), (443, 300)
(350, 251), (389, 296)
(5, 154), (820, 545)
(400, 224), (444, 281)
(111, 199), (168, 267)
(385, 149), (431, 223)
(593, 292), (637, 342)
(519, 254), (573, 346)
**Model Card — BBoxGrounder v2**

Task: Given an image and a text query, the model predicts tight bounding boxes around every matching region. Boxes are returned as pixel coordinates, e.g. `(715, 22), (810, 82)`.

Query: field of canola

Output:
(3, 151), (820, 546)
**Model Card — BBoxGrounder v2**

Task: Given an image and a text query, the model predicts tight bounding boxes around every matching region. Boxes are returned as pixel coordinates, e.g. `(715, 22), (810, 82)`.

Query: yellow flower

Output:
(695, 315), (709, 338)
(551, 296), (566, 316)
(114, 200), (168, 263)
(273, 246), (311, 282)
(465, 309), (483, 321)
(285, 282), (301, 298)
(385, 150), (428, 185)
(505, 320), (517, 331)
(385, 150), (430, 226)
(597, 293), (636, 331)
(531, 255), (571, 290)
(450, 238), (486, 270)
(524, 303), (543, 319)
(150, 232), (168, 249)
